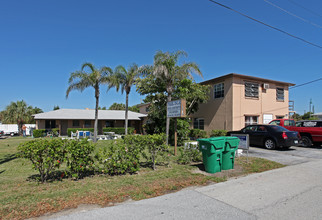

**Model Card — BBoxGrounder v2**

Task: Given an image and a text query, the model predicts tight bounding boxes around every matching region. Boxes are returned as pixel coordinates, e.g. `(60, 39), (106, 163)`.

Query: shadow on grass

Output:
(27, 170), (96, 183)
(0, 153), (17, 165)
(190, 162), (205, 172)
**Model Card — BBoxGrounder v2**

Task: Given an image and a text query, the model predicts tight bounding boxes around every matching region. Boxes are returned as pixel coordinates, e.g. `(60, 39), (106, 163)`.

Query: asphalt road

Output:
(48, 145), (322, 220)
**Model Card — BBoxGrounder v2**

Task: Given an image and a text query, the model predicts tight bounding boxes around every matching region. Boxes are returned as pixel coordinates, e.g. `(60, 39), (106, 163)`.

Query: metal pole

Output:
(174, 118), (177, 156)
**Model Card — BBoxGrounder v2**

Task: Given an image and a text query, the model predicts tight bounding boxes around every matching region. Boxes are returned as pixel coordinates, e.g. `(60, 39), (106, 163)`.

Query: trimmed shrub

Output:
(209, 129), (227, 137)
(102, 127), (135, 135)
(33, 129), (46, 138)
(65, 139), (95, 179)
(51, 128), (60, 137)
(177, 146), (202, 165)
(123, 134), (169, 170)
(95, 140), (141, 175)
(18, 138), (67, 183)
(189, 129), (208, 140)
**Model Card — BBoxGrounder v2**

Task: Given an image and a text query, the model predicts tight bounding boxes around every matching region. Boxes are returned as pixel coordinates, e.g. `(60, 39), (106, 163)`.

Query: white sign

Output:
(167, 100), (186, 118)
(230, 134), (249, 150)
(263, 114), (273, 124)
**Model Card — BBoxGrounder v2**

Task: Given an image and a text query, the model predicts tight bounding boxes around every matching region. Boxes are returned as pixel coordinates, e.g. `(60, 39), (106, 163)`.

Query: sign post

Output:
(230, 134), (250, 161)
(167, 99), (186, 155)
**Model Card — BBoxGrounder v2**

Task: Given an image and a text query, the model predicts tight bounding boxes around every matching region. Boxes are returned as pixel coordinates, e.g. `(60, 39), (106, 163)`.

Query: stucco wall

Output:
(191, 74), (290, 132)
(232, 77), (289, 130)
(191, 77), (233, 131)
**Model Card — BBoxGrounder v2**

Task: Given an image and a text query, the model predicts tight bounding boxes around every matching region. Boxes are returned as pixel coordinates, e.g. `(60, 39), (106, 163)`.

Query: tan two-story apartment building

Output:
(190, 73), (295, 132)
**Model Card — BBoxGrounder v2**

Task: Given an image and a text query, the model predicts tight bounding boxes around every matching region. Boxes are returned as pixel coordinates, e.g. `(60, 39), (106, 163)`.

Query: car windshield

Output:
(270, 125), (289, 132)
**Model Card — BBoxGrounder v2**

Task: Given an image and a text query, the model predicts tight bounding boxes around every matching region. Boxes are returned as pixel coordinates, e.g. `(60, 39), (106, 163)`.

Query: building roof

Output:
(33, 109), (147, 120)
(200, 73), (296, 87)
(312, 112), (322, 116)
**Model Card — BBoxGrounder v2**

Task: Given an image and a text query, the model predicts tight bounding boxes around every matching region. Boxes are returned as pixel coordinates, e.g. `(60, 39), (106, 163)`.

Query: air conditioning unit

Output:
(263, 83), (269, 89)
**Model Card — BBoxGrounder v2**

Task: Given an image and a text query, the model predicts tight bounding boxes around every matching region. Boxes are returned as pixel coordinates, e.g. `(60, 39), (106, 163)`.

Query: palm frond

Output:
(81, 62), (96, 73)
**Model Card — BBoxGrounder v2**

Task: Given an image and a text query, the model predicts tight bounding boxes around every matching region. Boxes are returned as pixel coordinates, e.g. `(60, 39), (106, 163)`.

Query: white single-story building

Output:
(312, 112), (322, 120)
(33, 109), (147, 135)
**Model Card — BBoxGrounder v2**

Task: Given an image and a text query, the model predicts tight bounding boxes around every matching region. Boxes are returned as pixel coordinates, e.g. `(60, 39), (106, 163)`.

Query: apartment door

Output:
(61, 120), (68, 136)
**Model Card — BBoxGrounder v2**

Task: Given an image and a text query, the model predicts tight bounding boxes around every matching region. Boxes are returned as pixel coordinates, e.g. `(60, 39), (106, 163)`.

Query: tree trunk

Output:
(94, 87), (99, 143)
(166, 93), (172, 146)
(125, 91), (129, 135)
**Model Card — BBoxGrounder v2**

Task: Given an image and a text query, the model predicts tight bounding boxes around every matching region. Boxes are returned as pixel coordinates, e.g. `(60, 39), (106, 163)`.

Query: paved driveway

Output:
(49, 145), (322, 220)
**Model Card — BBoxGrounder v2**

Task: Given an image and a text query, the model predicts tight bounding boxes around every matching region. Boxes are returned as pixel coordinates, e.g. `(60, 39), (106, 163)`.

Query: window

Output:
(84, 120), (91, 128)
(72, 120), (79, 127)
(105, 121), (114, 127)
(245, 116), (258, 126)
(45, 120), (56, 129)
(276, 88), (284, 101)
(245, 82), (259, 98)
(269, 120), (280, 126)
(193, 118), (204, 130)
(284, 120), (295, 126)
(145, 107), (150, 113)
(214, 83), (224, 98)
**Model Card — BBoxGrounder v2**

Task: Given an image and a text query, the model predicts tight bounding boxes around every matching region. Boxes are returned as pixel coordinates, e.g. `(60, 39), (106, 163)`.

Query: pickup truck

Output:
(269, 119), (322, 147)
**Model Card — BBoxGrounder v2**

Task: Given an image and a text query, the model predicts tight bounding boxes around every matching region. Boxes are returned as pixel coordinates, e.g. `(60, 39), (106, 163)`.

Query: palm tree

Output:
(1, 100), (37, 135)
(151, 50), (203, 145)
(66, 63), (113, 142)
(111, 64), (140, 135)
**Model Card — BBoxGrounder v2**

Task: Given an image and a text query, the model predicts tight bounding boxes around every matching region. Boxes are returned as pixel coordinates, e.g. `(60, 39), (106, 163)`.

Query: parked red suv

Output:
(269, 119), (322, 147)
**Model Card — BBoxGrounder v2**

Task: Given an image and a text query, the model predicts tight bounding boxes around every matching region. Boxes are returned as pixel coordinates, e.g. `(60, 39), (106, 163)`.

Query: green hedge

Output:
(33, 128), (60, 138)
(209, 129), (227, 137)
(102, 127), (135, 135)
(33, 129), (46, 138)
(67, 128), (94, 136)
(189, 129), (208, 140)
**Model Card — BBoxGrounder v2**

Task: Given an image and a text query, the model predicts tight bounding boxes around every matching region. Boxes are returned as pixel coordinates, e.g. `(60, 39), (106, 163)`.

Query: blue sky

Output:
(1, 0), (321, 114)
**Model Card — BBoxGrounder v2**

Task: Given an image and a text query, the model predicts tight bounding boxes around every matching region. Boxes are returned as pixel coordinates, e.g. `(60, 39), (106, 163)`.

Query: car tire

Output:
(301, 136), (312, 147)
(264, 138), (276, 150)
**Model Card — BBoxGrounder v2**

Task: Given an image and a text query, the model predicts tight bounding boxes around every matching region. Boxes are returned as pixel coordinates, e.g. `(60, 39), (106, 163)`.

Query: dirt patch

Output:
(190, 162), (246, 179)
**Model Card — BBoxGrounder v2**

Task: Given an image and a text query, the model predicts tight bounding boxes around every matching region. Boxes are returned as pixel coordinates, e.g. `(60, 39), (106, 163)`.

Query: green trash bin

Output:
(222, 137), (240, 170)
(198, 137), (225, 173)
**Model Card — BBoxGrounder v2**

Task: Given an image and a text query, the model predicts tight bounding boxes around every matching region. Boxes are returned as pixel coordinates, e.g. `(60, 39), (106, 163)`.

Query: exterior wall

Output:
(232, 77), (289, 130)
(138, 103), (150, 114)
(191, 74), (291, 132)
(35, 119), (143, 136)
(191, 77), (233, 131)
(36, 120), (46, 129)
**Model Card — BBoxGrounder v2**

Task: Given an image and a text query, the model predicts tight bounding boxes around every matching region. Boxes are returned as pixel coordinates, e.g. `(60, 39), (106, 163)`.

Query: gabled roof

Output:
(200, 73), (296, 87)
(33, 109), (147, 120)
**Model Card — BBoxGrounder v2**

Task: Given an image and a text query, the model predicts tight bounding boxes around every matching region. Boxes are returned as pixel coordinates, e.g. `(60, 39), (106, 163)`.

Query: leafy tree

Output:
(0, 100), (43, 134)
(138, 51), (202, 145)
(98, 106), (107, 110)
(302, 112), (318, 120)
(53, 105), (60, 110)
(108, 102), (126, 110)
(110, 64), (141, 135)
(138, 79), (209, 145)
(108, 102), (139, 112)
(66, 63), (113, 142)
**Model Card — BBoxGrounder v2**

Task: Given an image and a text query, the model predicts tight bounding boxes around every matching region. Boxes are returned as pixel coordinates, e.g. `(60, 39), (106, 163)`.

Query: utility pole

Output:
(309, 98), (312, 118)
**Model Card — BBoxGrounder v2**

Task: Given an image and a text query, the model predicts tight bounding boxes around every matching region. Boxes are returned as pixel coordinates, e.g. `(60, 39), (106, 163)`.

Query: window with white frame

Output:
(214, 83), (224, 99)
(245, 82), (259, 98)
(245, 116), (258, 126)
(193, 118), (204, 130)
(276, 88), (284, 101)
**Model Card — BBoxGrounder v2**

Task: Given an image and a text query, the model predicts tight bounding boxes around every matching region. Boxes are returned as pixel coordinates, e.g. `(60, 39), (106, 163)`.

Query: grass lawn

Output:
(0, 137), (285, 220)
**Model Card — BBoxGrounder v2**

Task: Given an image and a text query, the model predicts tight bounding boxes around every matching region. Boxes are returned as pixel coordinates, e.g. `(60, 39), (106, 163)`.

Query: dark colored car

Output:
(227, 124), (300, 150)
(0, 130), (4, 137)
